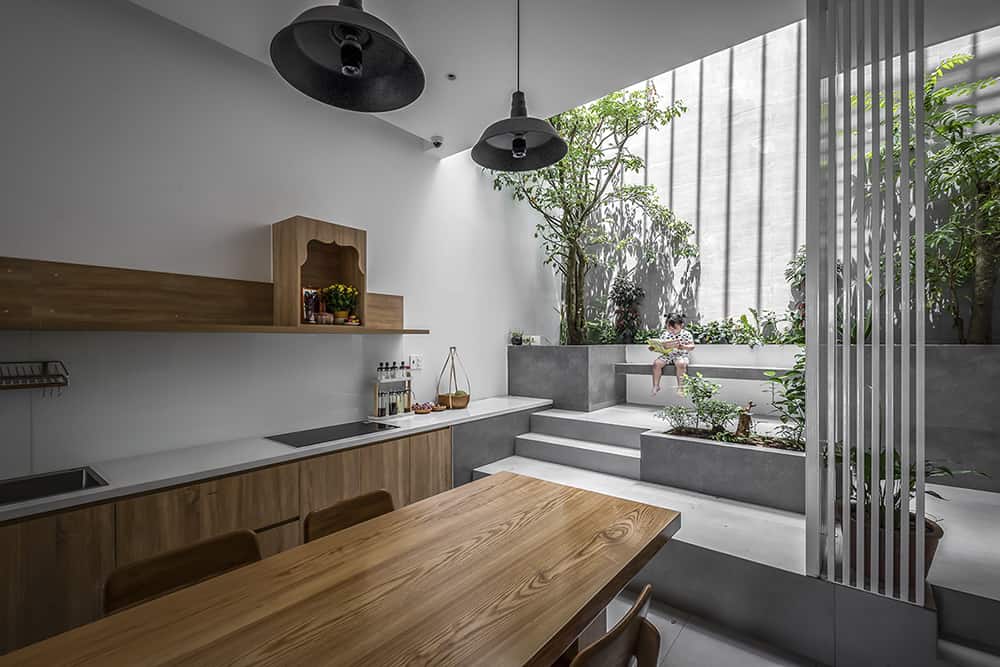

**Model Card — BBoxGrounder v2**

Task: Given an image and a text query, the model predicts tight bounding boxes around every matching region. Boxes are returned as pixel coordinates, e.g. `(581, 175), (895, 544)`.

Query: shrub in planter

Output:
(832, 444), (983, 592)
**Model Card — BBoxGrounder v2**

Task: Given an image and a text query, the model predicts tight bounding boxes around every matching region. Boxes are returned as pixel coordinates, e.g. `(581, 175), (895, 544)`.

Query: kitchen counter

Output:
(0, 396), (551, 524)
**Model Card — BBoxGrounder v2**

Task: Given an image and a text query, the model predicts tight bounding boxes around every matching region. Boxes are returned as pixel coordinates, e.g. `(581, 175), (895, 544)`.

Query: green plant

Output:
(492, 86), (696, 345)
(660, 405), (698, 430)
(634, 327), (663, 344)
(831, 443), (984, 514)
(765, 350), (806, 445)
(584, 318), (617, 344)
(610, 274), (645, 343)
(323, 283), (358, 312)
(661, 373), (742, 434)
(871, 54), (1000, 343)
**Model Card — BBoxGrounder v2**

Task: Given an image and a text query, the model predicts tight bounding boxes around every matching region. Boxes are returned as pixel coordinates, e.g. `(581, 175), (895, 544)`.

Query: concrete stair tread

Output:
(474, 456), (806, 575)
(515, 432), (641, 458)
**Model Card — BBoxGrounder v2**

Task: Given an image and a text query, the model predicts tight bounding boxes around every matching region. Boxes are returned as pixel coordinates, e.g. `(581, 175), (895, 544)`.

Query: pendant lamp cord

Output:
(515, 0), (520, 91)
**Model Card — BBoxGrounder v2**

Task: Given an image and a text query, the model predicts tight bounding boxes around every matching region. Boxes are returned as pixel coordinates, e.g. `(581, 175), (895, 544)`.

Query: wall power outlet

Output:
(408, 353), (424, 370)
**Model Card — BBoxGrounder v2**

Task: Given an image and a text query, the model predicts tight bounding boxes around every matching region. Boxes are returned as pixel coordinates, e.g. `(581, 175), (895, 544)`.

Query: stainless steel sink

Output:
(0, 467), (108, 506)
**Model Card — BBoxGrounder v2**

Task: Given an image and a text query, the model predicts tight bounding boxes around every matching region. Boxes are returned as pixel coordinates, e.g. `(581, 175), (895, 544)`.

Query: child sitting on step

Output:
(649, 312), (695, 395)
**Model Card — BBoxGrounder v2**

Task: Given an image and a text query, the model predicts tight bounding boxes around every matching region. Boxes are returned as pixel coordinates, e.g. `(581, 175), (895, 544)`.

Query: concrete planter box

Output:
(507, 345), (625, 412)
(641, 431), (805, 513)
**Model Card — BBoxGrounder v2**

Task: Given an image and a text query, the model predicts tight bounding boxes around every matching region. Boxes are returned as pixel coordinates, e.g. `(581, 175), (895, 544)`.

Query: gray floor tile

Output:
(662, 615), (815, 667)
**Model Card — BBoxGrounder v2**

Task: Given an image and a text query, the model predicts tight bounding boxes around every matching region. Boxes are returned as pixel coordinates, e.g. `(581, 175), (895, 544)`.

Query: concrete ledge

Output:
(640, 431), (805, 513)
(508, 345), (625, 412)
(615, 362), (790, 380)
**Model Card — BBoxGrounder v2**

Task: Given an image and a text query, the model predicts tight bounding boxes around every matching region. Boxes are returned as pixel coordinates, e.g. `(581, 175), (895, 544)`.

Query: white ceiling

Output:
(127, 0), (805, 156)
(126, 0), (1000, 156)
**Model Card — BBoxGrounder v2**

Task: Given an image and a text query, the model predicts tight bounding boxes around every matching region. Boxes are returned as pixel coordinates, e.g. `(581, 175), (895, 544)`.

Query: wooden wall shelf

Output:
(0, 232), (427, 336)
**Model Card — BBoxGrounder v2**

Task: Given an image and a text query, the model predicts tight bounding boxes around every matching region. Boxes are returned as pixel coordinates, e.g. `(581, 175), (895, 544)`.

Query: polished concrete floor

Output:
(609, 591), (816, 666)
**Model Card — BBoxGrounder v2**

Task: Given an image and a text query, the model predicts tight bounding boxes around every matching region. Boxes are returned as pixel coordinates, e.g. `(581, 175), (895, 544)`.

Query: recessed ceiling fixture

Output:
(270, 0), (424, 113)
(471, 0), (567, 172)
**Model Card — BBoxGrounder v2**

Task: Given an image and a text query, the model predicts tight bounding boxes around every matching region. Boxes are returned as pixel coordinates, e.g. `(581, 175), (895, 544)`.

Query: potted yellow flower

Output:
(323, 284), (358, 324)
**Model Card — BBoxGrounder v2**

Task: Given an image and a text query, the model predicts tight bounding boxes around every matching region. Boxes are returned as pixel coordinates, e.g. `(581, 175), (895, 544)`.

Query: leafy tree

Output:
(492, 86), (696, 345)
(876, 55), (999, 343)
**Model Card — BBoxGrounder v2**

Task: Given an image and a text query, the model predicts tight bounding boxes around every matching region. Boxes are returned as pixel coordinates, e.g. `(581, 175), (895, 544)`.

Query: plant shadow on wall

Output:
(491, 84), (698, 345)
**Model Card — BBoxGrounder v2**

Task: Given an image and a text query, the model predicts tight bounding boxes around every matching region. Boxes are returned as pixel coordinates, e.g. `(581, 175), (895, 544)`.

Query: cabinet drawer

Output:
(115, 463), (298, 565)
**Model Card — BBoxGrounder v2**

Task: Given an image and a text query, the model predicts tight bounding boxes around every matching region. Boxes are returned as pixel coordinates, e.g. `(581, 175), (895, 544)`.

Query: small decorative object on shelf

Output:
(510, 330), (523, 346)
(322, 283), (359, 325)
(302, 289), (319, 324)
(0, 361), (69, 396)
(436, 346), (471, 409)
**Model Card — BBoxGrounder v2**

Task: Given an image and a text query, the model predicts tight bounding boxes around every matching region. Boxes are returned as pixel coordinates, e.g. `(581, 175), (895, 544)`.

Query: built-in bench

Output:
(614, 362), (791, 381)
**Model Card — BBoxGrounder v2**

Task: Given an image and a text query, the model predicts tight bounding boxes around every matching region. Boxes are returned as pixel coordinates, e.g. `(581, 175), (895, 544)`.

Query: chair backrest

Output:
(570, 585), (660, 667)
(304, 489), (395, 543)
(104, 529), (262, 615)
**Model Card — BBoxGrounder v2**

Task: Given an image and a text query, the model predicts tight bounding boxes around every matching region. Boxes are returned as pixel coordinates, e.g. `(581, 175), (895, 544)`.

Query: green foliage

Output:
(831, 442), (985, 512)
(765, 350), (806, 445)
(686, 308), (802, 347)
(871, 54), (1000, 343)
(609, 274), (645, 343)
(656, 373), (741, 434)
(584, 318), (617, 344)
(492, 85), (696, 345)
(633, 327), (664, 344)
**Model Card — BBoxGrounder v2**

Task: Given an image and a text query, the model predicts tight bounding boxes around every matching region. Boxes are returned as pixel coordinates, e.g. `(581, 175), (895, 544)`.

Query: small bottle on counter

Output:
(377, 391), (387, 417)
(388, 391), (398, 416)
(377, 363), (384, 381)
(389, 361), (398, 379)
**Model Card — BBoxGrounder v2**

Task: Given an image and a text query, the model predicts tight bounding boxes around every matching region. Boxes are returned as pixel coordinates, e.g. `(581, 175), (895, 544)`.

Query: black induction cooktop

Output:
(267, 421), (398, 448)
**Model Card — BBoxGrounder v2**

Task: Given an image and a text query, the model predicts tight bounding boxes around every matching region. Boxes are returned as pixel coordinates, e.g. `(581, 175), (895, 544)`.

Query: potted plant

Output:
(323, 283), (358, 324)
(832, 444), (981, 593)
(510, 330), (524, 346)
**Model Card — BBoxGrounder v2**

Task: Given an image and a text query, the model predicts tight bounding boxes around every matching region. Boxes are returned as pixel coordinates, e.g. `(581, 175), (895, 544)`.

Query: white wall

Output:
(0, 0), (559, 475)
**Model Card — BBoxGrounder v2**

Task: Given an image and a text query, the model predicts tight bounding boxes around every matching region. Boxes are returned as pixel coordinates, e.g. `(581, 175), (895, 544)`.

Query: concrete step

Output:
(938, 638), (1000, 666)
(933, 585), (1000, 658)
(514, 433), (641, 479)
(530, 410), (650, 449)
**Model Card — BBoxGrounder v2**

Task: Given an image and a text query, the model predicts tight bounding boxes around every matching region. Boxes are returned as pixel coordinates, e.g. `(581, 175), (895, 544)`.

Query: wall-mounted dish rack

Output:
(0, 361), (69, 394)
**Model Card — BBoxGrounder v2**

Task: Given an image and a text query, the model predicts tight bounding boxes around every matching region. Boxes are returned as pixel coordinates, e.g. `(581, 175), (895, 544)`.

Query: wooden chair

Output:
(303, 489), (395, 543)
(569, 585), (660, 667)
(104, 529), (262, 614)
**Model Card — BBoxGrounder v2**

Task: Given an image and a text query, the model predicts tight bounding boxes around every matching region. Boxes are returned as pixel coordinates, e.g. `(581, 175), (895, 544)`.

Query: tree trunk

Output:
(564, 245), (588, 345)
(968, 187), (997, 344)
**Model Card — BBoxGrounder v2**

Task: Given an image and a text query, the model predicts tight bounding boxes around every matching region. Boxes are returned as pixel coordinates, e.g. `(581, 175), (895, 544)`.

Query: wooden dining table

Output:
(2, 471), (681, 666)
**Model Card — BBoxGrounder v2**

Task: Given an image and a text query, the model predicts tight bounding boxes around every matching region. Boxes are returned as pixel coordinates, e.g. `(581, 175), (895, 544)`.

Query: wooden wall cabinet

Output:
(0, 504), (115, 654)
(115, 463), (298, 565)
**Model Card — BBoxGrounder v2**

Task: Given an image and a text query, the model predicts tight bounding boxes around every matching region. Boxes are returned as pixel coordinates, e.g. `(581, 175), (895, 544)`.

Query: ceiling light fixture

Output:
(471, 0), (566, 172)
(270, 0), (424, 113)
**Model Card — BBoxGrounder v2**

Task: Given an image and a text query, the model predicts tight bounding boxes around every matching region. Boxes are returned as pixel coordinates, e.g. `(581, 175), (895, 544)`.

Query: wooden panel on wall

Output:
(256, 521), (302, 558)
(0, 256), (272, 330)
(271, 216), (367, 326)
(366, 293), (404, 330)
(115, 463), (298, 565)
(410, 428), (453, 503)
(0, 504), (115, 654)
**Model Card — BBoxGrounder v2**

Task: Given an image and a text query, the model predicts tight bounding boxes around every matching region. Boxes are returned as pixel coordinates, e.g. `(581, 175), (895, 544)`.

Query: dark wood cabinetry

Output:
(0, 504), (115, 654)
(0, 427), (453, 655)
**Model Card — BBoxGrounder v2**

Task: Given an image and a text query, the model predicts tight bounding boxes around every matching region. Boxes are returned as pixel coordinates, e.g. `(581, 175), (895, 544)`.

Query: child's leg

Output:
(652, 358), (668, 393)
(674, 358), (689, 391)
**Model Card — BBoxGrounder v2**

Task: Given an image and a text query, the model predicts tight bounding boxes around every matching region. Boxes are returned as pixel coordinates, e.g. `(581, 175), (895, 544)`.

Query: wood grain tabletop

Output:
(1, 471), (680, 667)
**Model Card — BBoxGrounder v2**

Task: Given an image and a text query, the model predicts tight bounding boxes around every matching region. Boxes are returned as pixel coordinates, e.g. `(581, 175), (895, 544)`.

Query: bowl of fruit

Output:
(412, 402), (436, 414)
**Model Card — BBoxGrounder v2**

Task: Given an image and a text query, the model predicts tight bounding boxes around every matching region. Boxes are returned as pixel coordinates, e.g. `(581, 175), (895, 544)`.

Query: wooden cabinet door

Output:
(410, 428), (453, 502)
(300, 446), (363, 521)
(0, 504), (115, 654)
(256, 521), (302, 558)
(360, 437), (410, 508)
(115, 463), (298, 565)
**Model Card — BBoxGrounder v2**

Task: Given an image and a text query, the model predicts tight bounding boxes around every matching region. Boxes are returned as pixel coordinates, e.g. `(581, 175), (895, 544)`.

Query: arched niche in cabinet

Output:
(272, 216), (368, 327)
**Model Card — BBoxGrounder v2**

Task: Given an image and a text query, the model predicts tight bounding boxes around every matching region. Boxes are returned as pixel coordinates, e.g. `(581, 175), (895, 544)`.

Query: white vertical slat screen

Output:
(805, 0), (927, 604)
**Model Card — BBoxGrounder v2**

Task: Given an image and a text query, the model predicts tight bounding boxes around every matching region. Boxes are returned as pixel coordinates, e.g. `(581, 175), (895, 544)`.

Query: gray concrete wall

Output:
(451, 408), (538, 486)
(629, 540), (938, 666)
(507, 345), (625, 411)
(641, 432), (805, 513)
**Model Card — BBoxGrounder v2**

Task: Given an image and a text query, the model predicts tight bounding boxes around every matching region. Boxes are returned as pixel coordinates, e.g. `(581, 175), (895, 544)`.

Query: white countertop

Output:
(0, 396), (551, 524)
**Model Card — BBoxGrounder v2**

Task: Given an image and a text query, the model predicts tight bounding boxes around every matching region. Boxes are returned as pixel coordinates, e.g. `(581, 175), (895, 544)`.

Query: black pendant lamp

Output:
(270, 0), (424, 113)
(472, 0), (567, 171)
